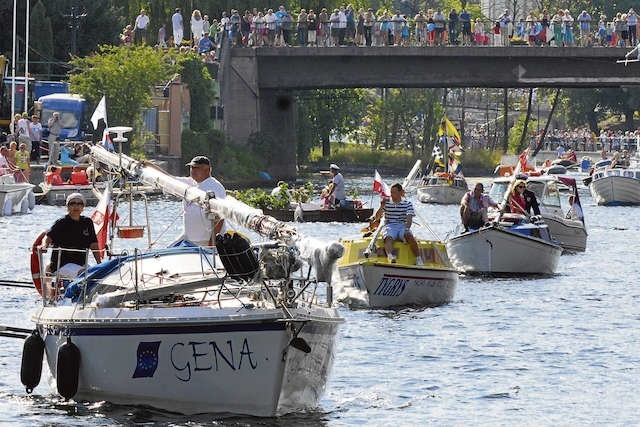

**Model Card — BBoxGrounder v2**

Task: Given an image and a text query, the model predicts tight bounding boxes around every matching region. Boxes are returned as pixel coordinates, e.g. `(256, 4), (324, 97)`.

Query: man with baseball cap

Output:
(40, 192), (101, 277)
(176, 155), (226, 246)
(327, 163), (346, 207)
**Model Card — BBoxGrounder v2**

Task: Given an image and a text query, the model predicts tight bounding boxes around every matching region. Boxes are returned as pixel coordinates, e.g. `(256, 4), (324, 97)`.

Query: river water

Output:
(0, 175), (638, 426)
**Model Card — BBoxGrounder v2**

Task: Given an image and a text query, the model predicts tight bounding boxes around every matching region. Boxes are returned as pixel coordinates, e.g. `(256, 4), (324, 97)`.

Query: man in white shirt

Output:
(176, 156), (226, 246)
(134, 9), (150, 44)
(172, 8), (184, 46)
(328, 163), (346, 206)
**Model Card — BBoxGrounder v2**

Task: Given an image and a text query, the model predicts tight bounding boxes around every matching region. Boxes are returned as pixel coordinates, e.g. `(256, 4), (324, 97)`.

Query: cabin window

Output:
(623, 171), (634, 178)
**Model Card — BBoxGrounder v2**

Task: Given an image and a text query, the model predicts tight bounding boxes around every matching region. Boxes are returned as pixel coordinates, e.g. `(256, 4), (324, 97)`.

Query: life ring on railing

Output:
(31, 231), (46, 296)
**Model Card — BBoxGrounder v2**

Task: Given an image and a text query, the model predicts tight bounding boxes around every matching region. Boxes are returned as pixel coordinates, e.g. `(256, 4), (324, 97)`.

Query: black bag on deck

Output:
(215, 232), (260, 280)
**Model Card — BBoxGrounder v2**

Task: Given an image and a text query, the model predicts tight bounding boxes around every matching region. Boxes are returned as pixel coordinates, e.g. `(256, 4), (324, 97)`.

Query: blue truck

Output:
(37, 93), (89, 141)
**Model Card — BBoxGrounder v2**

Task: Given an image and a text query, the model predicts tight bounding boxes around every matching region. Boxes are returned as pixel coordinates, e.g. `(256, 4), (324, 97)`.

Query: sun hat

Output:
(186, 156), (211, 166)
(66, 192), (86, 206)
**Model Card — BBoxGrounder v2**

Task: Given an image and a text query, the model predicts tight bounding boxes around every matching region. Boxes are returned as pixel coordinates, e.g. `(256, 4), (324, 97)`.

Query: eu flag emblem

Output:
(132, 341), (161, 378)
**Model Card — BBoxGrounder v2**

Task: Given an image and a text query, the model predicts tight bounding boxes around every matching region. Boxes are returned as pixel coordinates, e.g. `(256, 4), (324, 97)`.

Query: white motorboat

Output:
(445, 213), (562, 275)
(0, 173), (35, 216)
(489, 175), (587, 252)
(336, 236), (457, 308)
(416, 173), (468, 204)
(22, 144), (344, 417)
(589, 167), (640, 205)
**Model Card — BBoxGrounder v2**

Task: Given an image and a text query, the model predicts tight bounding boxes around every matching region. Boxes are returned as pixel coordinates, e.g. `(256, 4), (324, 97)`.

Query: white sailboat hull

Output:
(590, 175), (640, 206)
(417, 184), (467, 204)
(35, 305), (341, 416)
(337, 263), (457, 308)
(446, 226), (562, 274)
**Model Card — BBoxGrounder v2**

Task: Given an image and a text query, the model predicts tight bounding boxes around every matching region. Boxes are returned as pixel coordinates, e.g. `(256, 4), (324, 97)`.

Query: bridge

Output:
(219, 46), (636, 178)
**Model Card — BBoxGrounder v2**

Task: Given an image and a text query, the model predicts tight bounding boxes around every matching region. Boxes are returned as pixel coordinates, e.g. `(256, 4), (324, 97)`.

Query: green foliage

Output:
(231, 182), (314, 210)
(296, 89), (370, 159)
(69, 45), (176, 131)
(308, 142), (416, 169)
(508, 113), (538, 154)
(177, 53), (215, 131)
(29, 1), (54, 76)
(461, 149), (503, 169)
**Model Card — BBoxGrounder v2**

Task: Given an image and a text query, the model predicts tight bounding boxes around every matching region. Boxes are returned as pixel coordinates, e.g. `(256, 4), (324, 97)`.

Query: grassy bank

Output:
(306, 143), (502, 176)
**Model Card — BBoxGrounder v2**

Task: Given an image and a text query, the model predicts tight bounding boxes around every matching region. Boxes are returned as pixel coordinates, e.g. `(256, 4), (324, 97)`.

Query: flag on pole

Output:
(91, 95), (107, 130)
(438, 116), (462, 149)
(449, 155), (463, 175)
(91, 184), (112, 258)
(517, 148), (529, 173)
(432, 145), (445, 167)
(373, 170), (390, 198)
(102, 128), (114, 152)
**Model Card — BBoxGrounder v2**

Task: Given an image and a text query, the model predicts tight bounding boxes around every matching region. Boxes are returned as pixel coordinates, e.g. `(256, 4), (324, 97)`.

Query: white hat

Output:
(329, 163), (340, 170)
(66, 192), (86, 206)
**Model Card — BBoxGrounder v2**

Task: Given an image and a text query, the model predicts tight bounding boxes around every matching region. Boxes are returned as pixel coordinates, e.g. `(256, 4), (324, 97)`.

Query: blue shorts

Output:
(383, 223), (408, 242)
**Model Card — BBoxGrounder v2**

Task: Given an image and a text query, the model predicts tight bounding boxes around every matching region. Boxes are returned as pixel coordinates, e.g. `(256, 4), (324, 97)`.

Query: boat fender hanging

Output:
(28, 191), (36, 210)
(3, 198), (13, 216)
(31, 231), (47, 296)
(20, 330), (45, 394)
(56, 337), (81, 400)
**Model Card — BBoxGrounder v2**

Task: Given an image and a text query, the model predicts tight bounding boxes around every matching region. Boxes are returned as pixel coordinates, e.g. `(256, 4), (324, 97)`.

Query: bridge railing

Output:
(215, 19), (636, 49)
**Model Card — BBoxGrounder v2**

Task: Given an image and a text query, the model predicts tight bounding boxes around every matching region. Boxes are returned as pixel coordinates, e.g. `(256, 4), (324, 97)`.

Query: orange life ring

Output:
(31, 231), (46, 296)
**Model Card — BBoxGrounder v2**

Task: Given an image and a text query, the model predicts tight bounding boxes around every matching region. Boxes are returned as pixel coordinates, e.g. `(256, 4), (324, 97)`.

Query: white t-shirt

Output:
(135, 14), (150, 30)
(332, 172), (346, 200)
(172, 13), (183, 30)
(176, 176), (226, 245)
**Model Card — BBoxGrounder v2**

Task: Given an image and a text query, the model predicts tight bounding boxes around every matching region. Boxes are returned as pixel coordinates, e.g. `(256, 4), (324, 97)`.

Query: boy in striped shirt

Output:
(382, 183), (423, 265)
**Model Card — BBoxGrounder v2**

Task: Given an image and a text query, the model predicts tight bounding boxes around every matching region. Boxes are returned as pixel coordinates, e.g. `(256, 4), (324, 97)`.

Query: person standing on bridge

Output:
(499, 9), (512, 46)
(172, 8), (184, 46)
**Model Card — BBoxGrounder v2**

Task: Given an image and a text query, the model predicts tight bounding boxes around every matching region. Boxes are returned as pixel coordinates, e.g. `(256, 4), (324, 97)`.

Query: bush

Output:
(308, 143), (415, 169)
(231, 182), (315, 210)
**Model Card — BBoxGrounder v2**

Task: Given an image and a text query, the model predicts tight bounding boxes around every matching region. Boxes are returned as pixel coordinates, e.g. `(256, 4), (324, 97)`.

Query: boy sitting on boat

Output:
(381, 183), (423, 265)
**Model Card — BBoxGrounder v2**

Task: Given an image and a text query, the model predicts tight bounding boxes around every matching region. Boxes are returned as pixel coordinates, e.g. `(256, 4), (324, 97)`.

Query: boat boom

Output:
(89, 145), (297, 243)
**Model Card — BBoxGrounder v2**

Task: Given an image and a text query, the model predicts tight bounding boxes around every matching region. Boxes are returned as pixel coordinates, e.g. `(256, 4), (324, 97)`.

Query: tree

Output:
(177, 52), (215, 132)
(29, 0), (54, 76)
(296, 89), (369, 159)
(68, 45), (176, 129)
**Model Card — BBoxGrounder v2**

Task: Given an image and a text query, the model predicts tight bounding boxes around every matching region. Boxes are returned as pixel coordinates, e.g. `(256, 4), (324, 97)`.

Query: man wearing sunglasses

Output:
(40, 192), (101, 278)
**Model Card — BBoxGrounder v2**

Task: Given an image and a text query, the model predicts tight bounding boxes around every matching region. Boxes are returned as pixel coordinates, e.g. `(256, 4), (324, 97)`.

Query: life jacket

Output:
(70, 170), (89, 185)
(45, 169), (63, 185)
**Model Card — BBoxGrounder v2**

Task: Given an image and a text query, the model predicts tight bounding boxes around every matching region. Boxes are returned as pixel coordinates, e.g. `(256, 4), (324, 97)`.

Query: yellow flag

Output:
(437, 116), (461, 148)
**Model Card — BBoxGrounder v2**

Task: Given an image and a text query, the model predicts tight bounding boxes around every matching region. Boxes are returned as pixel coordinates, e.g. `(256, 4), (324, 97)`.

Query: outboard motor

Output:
(20, 330), (45, 393)
(56, 337), (81, 399)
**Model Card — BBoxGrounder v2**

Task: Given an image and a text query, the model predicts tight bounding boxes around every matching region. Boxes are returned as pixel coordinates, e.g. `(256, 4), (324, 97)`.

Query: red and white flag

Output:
(517, 148), (530, 173)
(373, 170), (390, 198)
(91, 185), (112, 258)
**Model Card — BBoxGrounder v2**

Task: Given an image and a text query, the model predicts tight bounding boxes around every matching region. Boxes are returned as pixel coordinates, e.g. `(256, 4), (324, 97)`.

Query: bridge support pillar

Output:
(258, 90), (297, 179)
(222, 80), (297, 179)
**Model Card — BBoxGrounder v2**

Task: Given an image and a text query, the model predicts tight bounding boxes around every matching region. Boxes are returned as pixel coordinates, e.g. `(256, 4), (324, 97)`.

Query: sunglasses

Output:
(67, 201), (84, 207)
(517, 185), (525, 189)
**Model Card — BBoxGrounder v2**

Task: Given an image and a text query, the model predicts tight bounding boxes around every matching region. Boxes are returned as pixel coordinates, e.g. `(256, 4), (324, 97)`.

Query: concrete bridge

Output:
(219, 46), (636, 178)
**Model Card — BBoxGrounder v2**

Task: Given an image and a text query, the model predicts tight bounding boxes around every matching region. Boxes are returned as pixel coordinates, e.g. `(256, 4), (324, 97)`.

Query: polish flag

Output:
(91, 185), (112, 258)
(373, 170), (390, 198)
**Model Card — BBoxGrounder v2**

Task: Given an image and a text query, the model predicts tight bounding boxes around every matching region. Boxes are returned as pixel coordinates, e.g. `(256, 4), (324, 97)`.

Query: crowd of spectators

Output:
(121, 6), (640, 51)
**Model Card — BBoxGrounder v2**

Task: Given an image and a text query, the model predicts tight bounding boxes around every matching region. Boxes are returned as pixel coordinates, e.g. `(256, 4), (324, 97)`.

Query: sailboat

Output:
(22, 140), (345, 416)
(417, 117), (468, 204)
